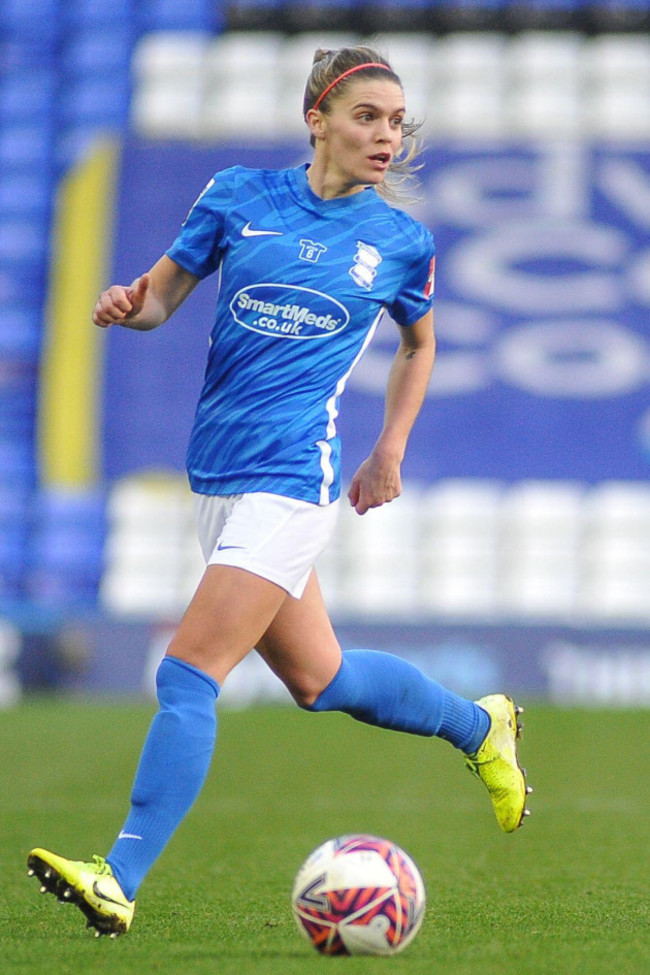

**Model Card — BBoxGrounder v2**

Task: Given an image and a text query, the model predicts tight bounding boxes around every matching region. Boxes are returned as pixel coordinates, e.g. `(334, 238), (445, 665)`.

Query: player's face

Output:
(311, 78), (406, 196)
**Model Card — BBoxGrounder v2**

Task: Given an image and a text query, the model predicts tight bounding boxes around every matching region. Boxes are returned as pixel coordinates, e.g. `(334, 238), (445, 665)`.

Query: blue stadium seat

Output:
(58, 78), (131, 128)
(0, 493), (29, 598)
(0, 439), (36, 489)
(136, 0), (224, 33)
(0, 218), (49, 269)
(0, 304), (43, 359)
(32, 529), (105, 572)
(0, 70), (57, 125)
(28, 489), (107, 606)
(0, 488), (29, 550)
(0, 379), (36, 438)
(0, 247), (48, 310)
(0, 125), (53, 172)
(0, 264), (47, 308)
(0, 174), (52, 220)
(35, 489), (106, 534)
(61, 28), (135, 79)
(31, 492), (105, 561)
(62, 0), (134, 28)
(0, 0), (59, 38)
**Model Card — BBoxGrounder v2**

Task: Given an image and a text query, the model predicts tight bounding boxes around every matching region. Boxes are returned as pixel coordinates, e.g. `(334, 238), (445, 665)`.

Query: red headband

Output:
(311, 62), (393, 113)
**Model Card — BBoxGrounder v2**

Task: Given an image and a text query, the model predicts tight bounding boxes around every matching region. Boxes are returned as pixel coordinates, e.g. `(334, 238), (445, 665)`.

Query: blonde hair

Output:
(303, 45), (423, 204)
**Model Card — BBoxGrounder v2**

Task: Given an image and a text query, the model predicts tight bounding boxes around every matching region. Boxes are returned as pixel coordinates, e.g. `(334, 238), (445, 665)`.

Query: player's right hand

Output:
(92, 273), (150, 328)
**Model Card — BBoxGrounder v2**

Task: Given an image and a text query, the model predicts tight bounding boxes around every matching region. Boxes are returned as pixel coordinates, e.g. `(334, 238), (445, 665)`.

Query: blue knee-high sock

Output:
(307, 650), (489, 753)
(106, 656), (219, 901)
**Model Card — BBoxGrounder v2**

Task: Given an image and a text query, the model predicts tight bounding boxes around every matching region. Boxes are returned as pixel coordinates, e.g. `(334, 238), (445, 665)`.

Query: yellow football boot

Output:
(27, 849), (134, 937)
(464, 694), (532, 833)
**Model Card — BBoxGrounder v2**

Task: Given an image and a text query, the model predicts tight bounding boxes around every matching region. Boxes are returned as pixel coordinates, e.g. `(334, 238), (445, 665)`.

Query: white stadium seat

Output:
(437, 32), (508, 83)
(130, 31), (209, 137)
(509, 84), (582, 136)
(582, 33), (650, 86)
(507, 31), (583, 84)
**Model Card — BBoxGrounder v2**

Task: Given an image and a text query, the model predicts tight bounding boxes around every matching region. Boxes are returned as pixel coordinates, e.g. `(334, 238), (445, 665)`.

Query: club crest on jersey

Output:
(349, 241), (382, 290)
(299, 239), (327, 263)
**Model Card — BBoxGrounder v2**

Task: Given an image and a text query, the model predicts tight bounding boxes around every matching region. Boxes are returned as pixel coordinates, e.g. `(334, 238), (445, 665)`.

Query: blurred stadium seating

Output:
(0, 0), (649, 653)
(129, 29), (650, 139)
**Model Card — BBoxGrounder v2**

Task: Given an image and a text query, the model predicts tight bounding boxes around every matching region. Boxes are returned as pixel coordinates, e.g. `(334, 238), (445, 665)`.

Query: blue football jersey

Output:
(166, 164), (435, 505)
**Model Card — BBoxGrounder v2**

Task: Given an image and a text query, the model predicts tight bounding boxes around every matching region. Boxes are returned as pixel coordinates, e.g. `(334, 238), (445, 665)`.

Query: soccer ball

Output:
(291, 834), (426, 956)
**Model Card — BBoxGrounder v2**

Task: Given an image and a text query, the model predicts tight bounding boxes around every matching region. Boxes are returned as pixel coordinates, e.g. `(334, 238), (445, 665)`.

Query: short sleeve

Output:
(165, 168), (239, 279)
(386, 226), (436, 327)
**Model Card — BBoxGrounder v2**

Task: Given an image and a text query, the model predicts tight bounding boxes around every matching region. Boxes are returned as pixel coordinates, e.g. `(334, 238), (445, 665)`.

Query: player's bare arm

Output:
(348, 309), (435, 514)
(93, 256), (199, 331)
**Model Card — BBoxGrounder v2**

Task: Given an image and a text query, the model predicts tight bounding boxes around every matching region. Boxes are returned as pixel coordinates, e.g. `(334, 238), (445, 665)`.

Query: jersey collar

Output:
(288, 163), (377, 214)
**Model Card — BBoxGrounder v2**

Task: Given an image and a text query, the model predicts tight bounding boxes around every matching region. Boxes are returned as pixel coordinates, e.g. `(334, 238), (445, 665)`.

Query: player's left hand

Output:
(348, 452), (402, 515)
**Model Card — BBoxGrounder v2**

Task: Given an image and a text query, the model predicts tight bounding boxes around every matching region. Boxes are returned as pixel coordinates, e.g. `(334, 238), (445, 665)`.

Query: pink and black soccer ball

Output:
(291, 834), (426, 956)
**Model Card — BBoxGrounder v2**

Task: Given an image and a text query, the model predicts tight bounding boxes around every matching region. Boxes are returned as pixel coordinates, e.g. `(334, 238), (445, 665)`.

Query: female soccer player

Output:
(28, 46), (530, 937)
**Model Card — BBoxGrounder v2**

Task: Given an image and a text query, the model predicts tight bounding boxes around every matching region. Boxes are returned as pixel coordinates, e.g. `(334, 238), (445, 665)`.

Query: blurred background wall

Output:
(1, 0), (649, 705)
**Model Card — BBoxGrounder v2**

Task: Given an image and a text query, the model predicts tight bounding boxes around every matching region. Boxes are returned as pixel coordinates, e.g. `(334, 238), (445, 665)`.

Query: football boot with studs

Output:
(464, 694), (532, 833)
(27, 849), (134, 938)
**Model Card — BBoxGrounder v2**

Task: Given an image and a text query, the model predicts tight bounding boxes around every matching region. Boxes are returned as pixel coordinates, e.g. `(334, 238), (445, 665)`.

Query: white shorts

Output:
(194, 492), (339, 598)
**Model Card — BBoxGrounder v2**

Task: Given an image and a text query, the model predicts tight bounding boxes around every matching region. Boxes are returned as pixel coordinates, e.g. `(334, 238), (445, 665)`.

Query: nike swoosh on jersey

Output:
(241, 222), (283, 238)
(216, 542), (246, 551)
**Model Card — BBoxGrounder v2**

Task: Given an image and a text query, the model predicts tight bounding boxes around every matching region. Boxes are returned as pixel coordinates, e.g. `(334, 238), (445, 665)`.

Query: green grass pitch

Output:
(1, 697), (649, 974)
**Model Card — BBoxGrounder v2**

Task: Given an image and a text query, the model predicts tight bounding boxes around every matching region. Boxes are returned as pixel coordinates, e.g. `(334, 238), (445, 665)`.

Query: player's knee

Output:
(296, 657), (348, 712)
(288, 676), (327, 710)
(292, 686), (321, 710)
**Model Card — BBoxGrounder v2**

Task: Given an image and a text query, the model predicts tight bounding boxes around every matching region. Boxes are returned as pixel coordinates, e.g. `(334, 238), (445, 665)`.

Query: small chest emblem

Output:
(299, 239), (327, 263)
(349, 241), (382, 290)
